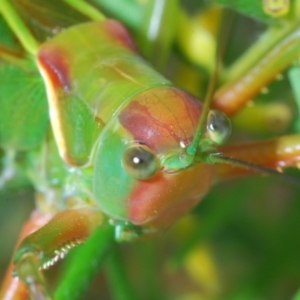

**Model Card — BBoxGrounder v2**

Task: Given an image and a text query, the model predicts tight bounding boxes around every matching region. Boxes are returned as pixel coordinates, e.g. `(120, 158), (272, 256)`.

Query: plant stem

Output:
(55, 225), (115, 300)
(0, 0), (39, 55)
(64, 0), (106, 21)
(104, 244), (138, 300)
(91, 0), (143, 30)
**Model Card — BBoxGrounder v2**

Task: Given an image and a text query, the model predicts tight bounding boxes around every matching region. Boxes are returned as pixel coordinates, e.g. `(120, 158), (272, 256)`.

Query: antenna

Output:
(208, 152), (300, 187)
(186, 9), (234, 159)
(182, 8), (300, 187)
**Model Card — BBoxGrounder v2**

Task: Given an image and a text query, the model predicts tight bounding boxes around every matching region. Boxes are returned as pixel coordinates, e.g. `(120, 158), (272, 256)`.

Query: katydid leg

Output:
(13, 209), (103, 299)
(215, 134), (300, 181)
(0, 210), (52, 300)
(213, 26), (300, 116)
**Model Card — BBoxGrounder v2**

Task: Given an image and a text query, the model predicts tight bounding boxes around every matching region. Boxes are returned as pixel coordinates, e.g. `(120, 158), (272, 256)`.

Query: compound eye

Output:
(122, 145), (158, 180)
(206, 109), (232, 144)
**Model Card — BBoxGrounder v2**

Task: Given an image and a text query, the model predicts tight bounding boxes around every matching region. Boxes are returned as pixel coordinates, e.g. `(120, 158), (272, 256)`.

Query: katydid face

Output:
(36, 20), (215, 231)
(94, 87), (214, 230)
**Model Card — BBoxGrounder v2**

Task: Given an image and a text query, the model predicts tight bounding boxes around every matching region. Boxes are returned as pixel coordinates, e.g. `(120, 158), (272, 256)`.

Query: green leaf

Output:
(0, 59), (48, 150)
(212, 0), (275, 23)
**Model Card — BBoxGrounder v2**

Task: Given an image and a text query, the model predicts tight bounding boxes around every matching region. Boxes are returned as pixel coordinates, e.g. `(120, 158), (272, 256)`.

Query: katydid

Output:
(1, 0), (300, 299)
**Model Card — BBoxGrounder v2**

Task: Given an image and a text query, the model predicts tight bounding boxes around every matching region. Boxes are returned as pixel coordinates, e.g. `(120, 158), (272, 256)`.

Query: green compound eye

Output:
(206, 109), (232, 145)
(122, 145), (158, 180)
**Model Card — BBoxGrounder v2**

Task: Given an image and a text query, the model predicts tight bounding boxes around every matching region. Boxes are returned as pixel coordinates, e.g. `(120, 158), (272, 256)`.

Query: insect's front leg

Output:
(0, 133), (112, 300)
(0, 210), (52, 300)
(12, 208), (104, 299)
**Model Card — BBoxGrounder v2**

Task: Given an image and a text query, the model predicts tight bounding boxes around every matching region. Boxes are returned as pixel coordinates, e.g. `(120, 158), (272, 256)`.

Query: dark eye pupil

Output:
(122, 145), (158, 180)
(209, 122), (217, 131)
(129, 147), (152, 168)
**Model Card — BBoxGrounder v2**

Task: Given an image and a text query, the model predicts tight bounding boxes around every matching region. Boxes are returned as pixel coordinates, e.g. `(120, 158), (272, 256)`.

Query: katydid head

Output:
(93, 81), (299, 236)
(92, 86), (228, 232)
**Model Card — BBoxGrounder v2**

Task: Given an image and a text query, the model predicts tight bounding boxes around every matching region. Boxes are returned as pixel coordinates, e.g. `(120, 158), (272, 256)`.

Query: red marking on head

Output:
(119, 87), (202, 152)
(101, 20), (138, 52)
(38, 46), (71, 91)
(126, 164), (213, 228)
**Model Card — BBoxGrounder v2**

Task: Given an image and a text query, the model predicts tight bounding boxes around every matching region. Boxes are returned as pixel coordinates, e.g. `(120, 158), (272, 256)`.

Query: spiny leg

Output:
(13, 209), (104, 299)
(0, 210), (52, 300)
(214, 134), (300, 181)
(213, 20), (300, 116)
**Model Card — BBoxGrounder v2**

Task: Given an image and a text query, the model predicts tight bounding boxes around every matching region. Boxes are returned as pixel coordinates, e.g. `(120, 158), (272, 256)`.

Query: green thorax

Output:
(37, 20), (172, 166)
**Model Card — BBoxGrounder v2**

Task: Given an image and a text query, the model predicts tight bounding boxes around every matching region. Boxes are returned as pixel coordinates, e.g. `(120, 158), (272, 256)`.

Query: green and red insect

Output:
(1, 0), (300, 299)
